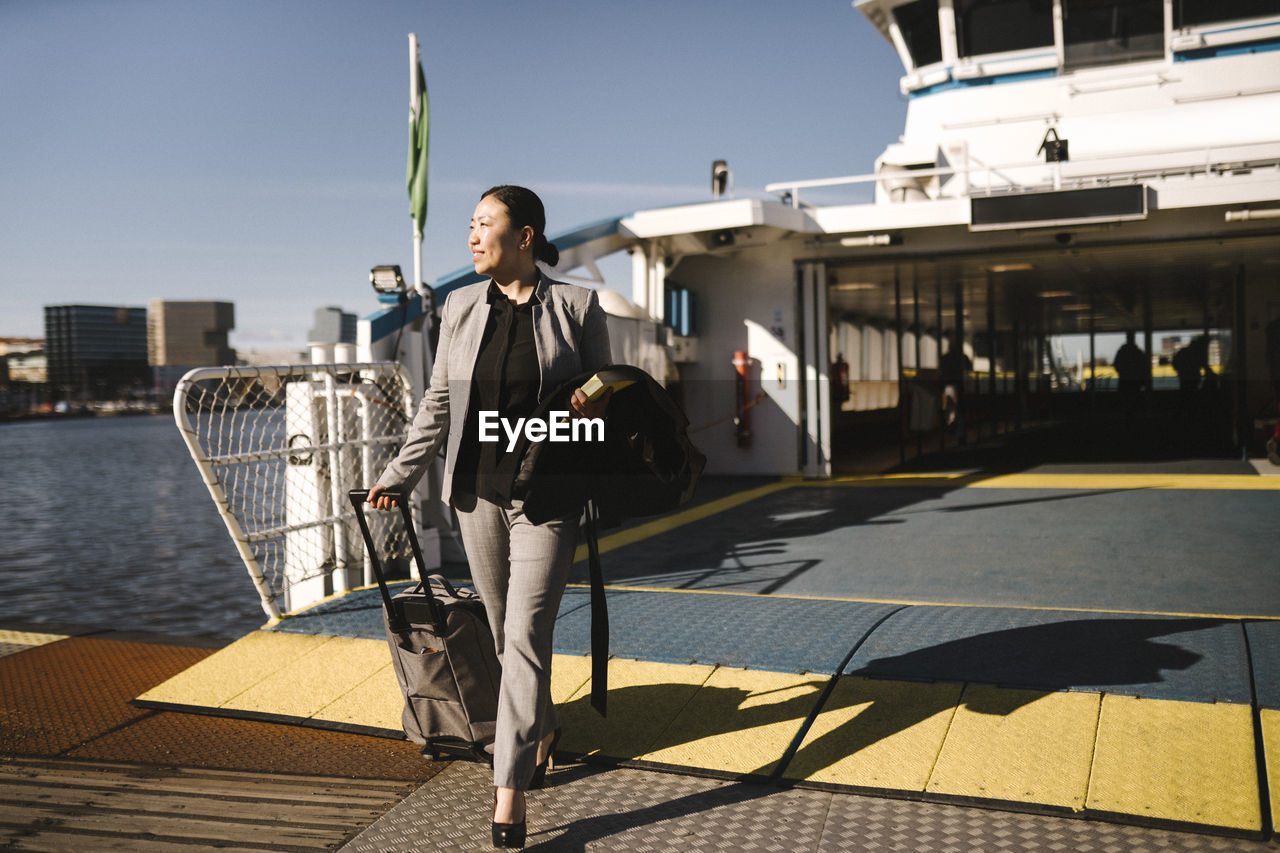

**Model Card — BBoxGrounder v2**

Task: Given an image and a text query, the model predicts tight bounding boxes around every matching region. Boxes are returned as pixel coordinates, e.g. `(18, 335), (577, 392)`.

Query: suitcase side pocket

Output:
(392, 630), (455, 703)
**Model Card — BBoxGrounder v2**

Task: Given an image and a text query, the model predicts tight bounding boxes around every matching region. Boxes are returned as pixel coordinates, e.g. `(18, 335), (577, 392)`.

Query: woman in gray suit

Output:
(368, 185), (610, 848)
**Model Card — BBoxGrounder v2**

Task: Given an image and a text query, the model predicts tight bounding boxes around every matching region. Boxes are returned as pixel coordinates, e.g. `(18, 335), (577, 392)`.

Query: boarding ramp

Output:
(173, 362), (424, 620)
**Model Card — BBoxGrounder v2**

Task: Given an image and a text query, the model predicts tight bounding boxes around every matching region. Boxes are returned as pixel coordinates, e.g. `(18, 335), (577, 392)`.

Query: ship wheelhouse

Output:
(871, 0), (1280, 89)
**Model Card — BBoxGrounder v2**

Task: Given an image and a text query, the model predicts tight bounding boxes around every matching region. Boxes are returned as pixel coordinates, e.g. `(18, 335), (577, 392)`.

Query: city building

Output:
(6, 352), (47, 384)
(44, 305), (149, 400)
(0, 337), (44, 357)
(0, 338), (45, 386)
(308, 306), (357, 345)
(147, 300), (236, 397)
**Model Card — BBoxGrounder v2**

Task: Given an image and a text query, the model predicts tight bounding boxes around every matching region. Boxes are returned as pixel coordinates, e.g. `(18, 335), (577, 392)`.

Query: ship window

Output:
(956, 0), (1054, 57)
(1064, 0), (1165, 68)
(894, 0), (944, 67)
(1175, 0), (1280, 28)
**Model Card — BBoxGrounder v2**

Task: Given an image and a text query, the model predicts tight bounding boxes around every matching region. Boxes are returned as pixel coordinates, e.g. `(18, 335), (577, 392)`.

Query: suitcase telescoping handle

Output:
(348, 489), (444, 634)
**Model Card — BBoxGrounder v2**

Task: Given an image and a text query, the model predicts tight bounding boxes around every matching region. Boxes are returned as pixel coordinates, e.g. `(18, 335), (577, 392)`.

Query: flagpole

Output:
(409, 33), (425, 300)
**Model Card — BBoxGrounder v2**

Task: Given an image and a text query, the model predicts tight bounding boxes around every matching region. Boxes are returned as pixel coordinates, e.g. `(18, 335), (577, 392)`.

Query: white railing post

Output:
(322, 368), (349, 595)
(357, 384), (375, 587)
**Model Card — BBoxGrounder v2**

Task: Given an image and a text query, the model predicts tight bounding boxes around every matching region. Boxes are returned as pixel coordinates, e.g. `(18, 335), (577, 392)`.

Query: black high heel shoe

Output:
(491, 819), (526, 849)
(492, 792), (526, 849)
(529, 727), (562, 790)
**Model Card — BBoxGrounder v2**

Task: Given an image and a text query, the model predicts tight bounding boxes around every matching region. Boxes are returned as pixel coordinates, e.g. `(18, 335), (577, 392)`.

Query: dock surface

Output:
(4, 454), (1279, 850)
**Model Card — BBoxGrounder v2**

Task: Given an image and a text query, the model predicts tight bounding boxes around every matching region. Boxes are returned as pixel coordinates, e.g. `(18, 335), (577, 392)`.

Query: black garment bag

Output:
(509, 364), (707, 715)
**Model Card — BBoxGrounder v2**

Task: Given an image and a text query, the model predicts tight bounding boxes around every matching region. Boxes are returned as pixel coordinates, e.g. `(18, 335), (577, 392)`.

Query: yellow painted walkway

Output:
(136, 468), (1278, 840)
(137, 628), (1269, 838)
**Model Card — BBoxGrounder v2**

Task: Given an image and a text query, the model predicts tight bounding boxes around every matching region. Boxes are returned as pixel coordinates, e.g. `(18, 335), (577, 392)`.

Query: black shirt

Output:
(452, 282), (540, 505)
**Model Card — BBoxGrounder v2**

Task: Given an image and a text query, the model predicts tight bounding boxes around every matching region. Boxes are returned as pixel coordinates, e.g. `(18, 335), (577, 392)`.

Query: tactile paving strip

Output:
(273, 582), (415, 639)
(554, 588), (898, 674)
(341, 756), (1275, 852)
(566, 483), (952, 593)
(0, 630), (69, 661)
(1086, 694), (1260, 832)
(846, 605), (1253, 703)
(1246, 620), (1280, 709)
(924, 685), (1100, 810)
(277, 582), (901, 678)
(134, 630), (405, 736)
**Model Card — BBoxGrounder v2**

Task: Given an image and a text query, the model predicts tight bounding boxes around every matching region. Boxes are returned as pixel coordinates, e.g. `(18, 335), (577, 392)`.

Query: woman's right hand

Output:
(366, 484), (398, 510)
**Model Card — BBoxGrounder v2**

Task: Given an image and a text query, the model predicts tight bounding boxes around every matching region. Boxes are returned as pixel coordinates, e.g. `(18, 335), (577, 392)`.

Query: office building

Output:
(147, 300), (236, 396)
(44, 305), (149, 399)
(308, 306), (357, 345)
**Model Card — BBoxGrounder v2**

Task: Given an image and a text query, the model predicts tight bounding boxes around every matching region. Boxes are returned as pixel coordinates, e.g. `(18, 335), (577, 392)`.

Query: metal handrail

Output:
(173, 361), (414, 621)
(765, 141), (1280, 207)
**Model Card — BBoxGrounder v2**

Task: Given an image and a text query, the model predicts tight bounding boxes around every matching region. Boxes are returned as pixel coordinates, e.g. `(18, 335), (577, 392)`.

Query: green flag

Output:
(407, 58), (429, 239)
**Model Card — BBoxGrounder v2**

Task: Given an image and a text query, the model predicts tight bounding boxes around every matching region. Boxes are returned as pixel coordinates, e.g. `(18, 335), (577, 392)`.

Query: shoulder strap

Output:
(584, 495), (609, 716)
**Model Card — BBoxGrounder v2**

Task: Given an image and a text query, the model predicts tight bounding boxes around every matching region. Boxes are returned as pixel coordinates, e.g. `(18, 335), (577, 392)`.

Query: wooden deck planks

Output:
(0, 757), (415, 851)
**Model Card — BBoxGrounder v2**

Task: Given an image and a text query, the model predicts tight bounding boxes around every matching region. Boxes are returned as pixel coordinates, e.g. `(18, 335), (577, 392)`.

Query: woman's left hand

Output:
(570, 387), (611, 420)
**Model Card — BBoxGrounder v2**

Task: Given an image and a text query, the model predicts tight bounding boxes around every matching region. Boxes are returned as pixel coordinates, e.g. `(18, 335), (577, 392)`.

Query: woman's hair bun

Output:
(536, 234), (559, 267)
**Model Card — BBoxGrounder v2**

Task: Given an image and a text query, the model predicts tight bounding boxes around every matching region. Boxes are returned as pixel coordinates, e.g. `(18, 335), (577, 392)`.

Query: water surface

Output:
(0, 415), (265, 639)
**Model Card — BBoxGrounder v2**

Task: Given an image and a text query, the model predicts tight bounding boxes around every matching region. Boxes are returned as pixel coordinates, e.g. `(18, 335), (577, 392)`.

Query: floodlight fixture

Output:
(370, 265), (406, 295)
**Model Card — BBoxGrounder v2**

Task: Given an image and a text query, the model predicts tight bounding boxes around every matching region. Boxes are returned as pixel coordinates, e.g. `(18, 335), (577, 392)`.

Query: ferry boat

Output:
(156, 0), (1280, 631)
(130, 3), (1280, 843)
(350, 0), (1280, 497)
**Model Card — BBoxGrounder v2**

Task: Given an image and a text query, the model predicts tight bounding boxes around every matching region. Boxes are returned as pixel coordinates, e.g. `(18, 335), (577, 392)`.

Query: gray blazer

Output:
(376, 273), (612, 506)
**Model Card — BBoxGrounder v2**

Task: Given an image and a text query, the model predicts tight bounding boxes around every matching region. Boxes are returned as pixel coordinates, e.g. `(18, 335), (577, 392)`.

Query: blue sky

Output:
(1, 1), (908, 350)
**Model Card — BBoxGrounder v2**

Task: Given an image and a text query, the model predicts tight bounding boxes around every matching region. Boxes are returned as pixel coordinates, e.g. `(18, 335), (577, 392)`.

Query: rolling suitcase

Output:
(349, 489), (501, 763)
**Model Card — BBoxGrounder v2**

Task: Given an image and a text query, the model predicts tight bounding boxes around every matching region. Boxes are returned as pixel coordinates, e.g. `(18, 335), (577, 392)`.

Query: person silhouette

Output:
(1172, 336), (1208, 393)
(939, 333), (971, 443)
(1113, 330), (1149, 417)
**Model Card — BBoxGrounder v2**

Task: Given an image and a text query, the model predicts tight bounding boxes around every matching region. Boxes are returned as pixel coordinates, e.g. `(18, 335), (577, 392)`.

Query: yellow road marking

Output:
(312, 662), (402, 730)
(927, 686), (1100, 810)
(639, 667), (825, 776)
(228, 636), (390, 718)
(1261, 709), (1280, 832)
(1087, 694), (1260, 830)
(0, 630), (67, 647)
(817, 472), (1280, 490)
(559, 658), (716, 761)
(785, 677), (963, 791)
(574, 479), (794, 563)
(563, 581), (1280, 622)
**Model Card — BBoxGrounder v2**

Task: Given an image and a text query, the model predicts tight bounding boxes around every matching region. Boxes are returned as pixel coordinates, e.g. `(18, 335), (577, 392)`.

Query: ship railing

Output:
(766, 140), (1280, 207)
(172, 362), (416, 621)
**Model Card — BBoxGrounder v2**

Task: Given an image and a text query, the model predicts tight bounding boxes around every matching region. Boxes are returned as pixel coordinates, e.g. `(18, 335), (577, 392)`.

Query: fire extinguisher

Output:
(733, 350), (752, 447)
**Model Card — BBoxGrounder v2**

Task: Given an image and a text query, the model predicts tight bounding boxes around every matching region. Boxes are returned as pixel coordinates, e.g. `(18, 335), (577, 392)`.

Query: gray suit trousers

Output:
(454, 496), (577, 790)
